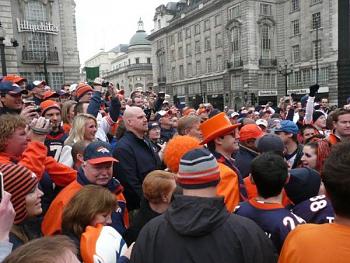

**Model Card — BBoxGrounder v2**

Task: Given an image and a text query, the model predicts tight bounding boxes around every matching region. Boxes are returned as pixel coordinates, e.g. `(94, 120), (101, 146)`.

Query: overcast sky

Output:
(75, 0), (166, 65)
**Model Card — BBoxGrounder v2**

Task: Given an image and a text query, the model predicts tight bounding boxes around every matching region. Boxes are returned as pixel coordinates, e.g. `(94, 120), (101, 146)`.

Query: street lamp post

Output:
(278, 59), (293, 96)
(0, 22), (7, 76)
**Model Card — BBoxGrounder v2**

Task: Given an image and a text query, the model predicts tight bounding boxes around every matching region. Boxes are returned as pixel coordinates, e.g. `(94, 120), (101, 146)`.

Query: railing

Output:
(227, 59), (243, 69)
(259, 58), (277, 67)
(22, 50), (59, 64)
(157, 76), (166, 83)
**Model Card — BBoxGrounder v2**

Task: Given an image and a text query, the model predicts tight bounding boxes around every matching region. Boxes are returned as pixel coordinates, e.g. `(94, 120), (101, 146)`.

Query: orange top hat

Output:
(200, 112), (240, 145)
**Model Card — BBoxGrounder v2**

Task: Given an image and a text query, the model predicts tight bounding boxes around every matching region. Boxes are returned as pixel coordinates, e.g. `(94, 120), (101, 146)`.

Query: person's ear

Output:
(77, 153), (84, 163)
(214, 137), (223, 146)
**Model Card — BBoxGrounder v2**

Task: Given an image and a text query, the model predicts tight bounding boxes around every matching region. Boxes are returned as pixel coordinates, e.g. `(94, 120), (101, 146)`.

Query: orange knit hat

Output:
(76, 82), (93, 100)
(163, 135), (202, 173)
(40, 100), (61, 116)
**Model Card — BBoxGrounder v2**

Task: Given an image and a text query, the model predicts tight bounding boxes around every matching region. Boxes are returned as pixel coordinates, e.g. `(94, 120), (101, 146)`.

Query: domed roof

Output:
(129, 19), (151, 47)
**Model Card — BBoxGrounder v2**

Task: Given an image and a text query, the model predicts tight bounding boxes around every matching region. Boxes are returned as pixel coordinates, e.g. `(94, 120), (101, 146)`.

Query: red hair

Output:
(163, 135), (201, 173)
(306, 138), (332, 173)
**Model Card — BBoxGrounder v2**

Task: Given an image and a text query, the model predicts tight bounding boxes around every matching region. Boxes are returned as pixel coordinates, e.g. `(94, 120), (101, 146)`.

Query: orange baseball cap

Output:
(199, 112), (240, 145)
(2, 74), (27, 84)
(43, 90), (59, 100)
(239, 124), (264, 142)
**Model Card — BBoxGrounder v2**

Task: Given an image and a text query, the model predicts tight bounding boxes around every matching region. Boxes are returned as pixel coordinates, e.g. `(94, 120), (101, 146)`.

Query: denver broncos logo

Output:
(96, 147), (110, 154)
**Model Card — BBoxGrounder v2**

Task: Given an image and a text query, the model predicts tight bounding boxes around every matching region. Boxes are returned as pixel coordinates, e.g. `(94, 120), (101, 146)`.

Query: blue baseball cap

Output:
(83, 141), (118, 164)
(0, 81), (28, 95)
(274, 120), (299, 135)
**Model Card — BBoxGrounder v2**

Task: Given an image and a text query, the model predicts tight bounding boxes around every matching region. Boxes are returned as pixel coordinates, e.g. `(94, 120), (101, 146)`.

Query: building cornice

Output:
(148, 0), (231, 40)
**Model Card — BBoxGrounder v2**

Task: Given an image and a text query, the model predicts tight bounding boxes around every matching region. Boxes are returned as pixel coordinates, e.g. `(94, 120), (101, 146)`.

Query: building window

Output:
(19, 72), (33, 82)
(260, 3), (272, 16)
(312, 12), (321, 29)
(204, 19), (211, 31)
(25, 1), (46, 22)
(195, 40), (201, 54)
(186, 43), (192, 57)
(178, 46), (183, 59)
(51, 72), (64, 90)
(135, 58), (140, 64)
(185, 27), (191, 38)
(216, 55), (223, 71)
(34, 72), (45, 81)
(214, 14), (221, 26)
(231, 75), (243, 91)
(291, 20), (300, 36)
(313, 40), (321, 59)
(206, 58), (212, 73)
(27, 33), (49, 54)
(194, 24), (201, 35)
(169, 34), (175, 46)
(196, 60), (201, 75)
(292, 45), (300, 62)
(311, 0), (322, 5)
(261, 25), (271, 58)
(171, 67), (176, 81)
(294, 71), (302, 86)
(291, 0), (300, 12)
(215, 33), (222, 48)
(177, 31), (183, 42)
(179, 65), (184, 80)
(204, 37), (211, 51)
(187, 63), (192, 77)
(228, 4), (240, 20)
(171, 49), (175, 61)
(147, 57), (151, 64)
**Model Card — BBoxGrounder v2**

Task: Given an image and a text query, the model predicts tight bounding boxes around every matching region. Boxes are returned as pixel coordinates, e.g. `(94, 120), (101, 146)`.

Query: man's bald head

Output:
(123, 106), (148, 138)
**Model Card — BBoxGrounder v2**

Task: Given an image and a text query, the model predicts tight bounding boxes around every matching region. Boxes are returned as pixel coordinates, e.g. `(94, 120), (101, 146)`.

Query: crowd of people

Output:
(0, 73), (350, 262)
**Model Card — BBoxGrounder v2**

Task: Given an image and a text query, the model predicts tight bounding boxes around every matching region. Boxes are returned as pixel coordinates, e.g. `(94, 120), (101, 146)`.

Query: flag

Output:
(85, 66), (99, 82)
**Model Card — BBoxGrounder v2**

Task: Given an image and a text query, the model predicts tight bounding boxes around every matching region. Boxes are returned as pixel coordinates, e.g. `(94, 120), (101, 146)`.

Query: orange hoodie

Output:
(0, 141), (76, 187)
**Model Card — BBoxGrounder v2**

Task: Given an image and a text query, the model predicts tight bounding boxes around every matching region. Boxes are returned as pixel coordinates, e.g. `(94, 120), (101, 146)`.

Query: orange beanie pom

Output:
(163, 135), (202, 173)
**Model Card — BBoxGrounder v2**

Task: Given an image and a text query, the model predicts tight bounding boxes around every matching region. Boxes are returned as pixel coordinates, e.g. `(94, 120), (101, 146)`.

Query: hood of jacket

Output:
(165, 195), (229, 237)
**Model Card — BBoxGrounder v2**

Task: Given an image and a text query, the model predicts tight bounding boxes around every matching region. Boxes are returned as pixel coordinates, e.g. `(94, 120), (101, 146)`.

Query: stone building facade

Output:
(148, 0), (338, 110)
(102, 20), (153, 96)
(0, 0), (80, 89)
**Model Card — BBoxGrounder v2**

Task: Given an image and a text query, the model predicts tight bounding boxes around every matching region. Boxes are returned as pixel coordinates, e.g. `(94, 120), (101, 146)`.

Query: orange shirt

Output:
(62, 123), (71, 134)
(279, 223), (350, 263)
(244, 175), (292, 207)
(217, 163), (240, 212)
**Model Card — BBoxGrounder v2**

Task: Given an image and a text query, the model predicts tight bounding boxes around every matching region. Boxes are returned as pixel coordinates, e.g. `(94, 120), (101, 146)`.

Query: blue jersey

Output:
(291, 195), (335, 224)
(235, 199), (305, 252)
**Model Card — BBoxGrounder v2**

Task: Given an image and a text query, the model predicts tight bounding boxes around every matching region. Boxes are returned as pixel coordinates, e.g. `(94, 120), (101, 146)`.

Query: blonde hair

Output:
(0, 114), (26, 152)
(64, 113), (97, 146)
(62, 185), (117, 239)
(61, 100), (77, 124)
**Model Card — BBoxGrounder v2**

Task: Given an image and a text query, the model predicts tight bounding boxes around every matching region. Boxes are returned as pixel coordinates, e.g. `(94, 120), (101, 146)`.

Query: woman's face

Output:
(301, 145), (317, 169)
(84, 119), (97, 141)
(148, 127), (160, 140)
(25, 184), (44, 217)
(90, 212), (112, 227)
(68, 104), (76, 122)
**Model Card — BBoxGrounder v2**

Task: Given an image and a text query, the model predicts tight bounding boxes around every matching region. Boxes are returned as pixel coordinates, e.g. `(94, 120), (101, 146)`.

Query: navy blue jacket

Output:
(113, 131), (161, 211)
(235, 145), (259, 178)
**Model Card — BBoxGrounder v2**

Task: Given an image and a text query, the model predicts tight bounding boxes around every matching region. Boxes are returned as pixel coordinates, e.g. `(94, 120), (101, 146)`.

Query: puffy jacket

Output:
(42, 168), (128, 236)
(131, 195), (277, 263)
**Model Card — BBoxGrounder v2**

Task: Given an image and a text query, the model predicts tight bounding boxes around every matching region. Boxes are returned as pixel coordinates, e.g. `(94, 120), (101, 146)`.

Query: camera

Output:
(102, 81), (110, 88)
(33, 105), (41, 112)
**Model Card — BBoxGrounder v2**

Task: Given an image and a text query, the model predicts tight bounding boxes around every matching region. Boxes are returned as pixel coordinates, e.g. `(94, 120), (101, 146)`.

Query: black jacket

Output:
(123, 198), (161, 246)
(113, 131), (161, 211)
(130, 195), (277, 263)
